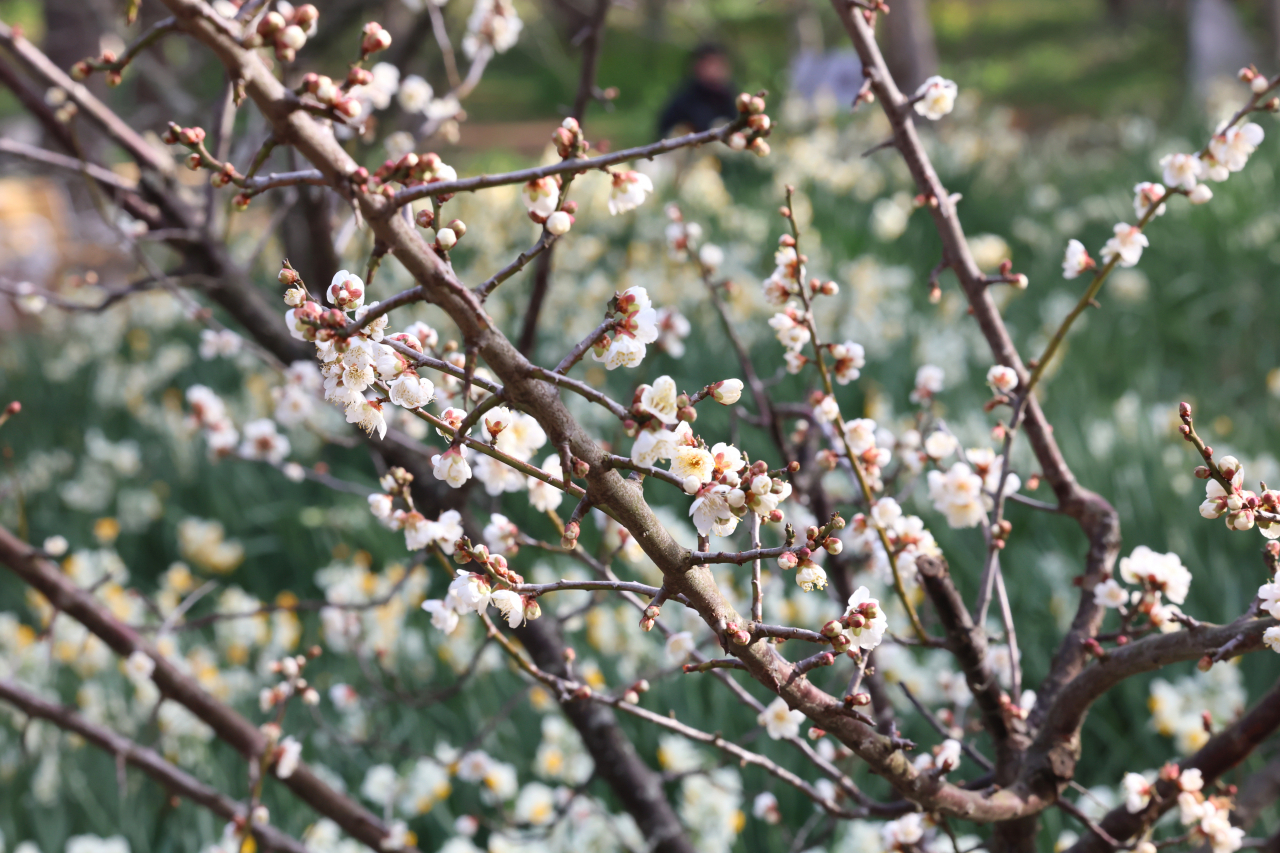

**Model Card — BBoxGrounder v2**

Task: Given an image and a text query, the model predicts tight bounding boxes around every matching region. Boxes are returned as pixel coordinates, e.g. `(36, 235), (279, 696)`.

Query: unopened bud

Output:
(572, 458), (590, 478)
(824, 537), (843, 555)
(830, 633), (852, 654)
(1198, 655), (1213, 672)
(821, 620), (843, 639)
(1194, 466), (1211, 479)
(415, 208), (435, 229)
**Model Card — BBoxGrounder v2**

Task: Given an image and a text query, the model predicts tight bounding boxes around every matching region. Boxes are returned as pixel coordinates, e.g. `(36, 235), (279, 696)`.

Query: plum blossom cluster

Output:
(421, 539), (542, 634)
(1122, 765), (1243, 853)
(185, 385), (291, 466)
(1092, 546), (1192, 633)
(776, 517), (847, 593)
(926, 448), (1020, 530)
(590, 286), (660, 370)
(845, 497), (941, 583)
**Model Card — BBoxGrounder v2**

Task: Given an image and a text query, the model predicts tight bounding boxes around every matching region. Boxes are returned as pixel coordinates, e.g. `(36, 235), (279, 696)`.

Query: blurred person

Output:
(657, 43), (739, 138)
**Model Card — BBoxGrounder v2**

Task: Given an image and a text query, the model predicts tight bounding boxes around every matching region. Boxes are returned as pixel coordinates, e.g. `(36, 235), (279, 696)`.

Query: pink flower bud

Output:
(777, 551), (799, 570)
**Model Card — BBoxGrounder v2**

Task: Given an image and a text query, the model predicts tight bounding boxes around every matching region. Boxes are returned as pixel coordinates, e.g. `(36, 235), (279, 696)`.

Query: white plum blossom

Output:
(710, 379), (743, 405)
(528, 456), (564, 513)
(1160, 153), (1203, 190)
(1133, 182), (1167, 219)
(1062, 239), (1094, 279)
(768, 310), (810, 351)
(831, 340), (866, 384)
(1119, 546), (1192, 604)
(345, 398), (388, 439)
(449, 573), (492, 614)
(639, 376), (679, 424)
(489, 589), (525, 628)
(913, 75), (958, 120)
(199, 328), (242, 360)
(432, 448), (473, 488)
(690, 485), (739, 537)
(665, 631), (695, 664)
(328, 270), (365, 312)
(1207, 122), (1264, 174)
(1122, 772), (1152, 812)
(124, 650), (155, 683)
(545, 210), (571, 235)
(275, 736), (302, 779)
(608, 170), (654, 215)
(923, 430), (958, 460)
(757, 697), (804, 740)
(1100, 223), (1148, 268)
(463, 0), (523, 57)
(422, 597), (461, 634)
(521, 176), (559, 218)
(387, 372), (434, 409)
(670, 445), (715, 485)
(927, 462), (986, 528)
(986, 365), (1018, 394)
(1093, 578), (1128, 609)
(239, 419), (291, 465)
(911, 364), (945, 403)
(397, 75), (433, 113)
(843, 586), (888, 650)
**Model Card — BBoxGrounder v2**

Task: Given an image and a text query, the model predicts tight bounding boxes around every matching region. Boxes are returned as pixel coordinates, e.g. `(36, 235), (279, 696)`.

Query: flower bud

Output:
(523, 598), (541, 621)
(750, 138), (771, 157)
(546, 210), (572, 235)
(821, 620), (843, 639)
(258, 11), (286, 34)
(361, 22), (392, 55)
(682, 475), (702, 496)
(1194, 466), (1211, 479)
(849, 692), (871, 706)
(1188, 184), (1213, 205)
(71, 60), (92, 81)
(777, 551), (799, 570)
(185, 153), (202, 171)
(727, 132), (747, 151)
(415, 208), (435, 229)
(824, 537), (843, 555)
(677, 406), (696, 423)
(436, 227), (458, 250)
(711, 379), (743, 405)
(830, 633), (852, 653)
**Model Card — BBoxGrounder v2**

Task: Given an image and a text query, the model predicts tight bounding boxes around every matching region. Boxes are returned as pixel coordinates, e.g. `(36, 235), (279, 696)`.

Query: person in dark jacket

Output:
(657, 43), (739, 139)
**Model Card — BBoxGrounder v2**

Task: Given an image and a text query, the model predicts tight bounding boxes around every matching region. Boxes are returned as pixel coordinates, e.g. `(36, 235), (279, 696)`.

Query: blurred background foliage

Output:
(2, 0), (1280, 851)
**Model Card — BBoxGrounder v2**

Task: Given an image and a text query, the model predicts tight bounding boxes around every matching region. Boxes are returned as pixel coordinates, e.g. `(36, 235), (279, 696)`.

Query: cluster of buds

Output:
(44, 87), (78, 124)
(986, 258), (1030, 290)
(727, 91), (774, 156)
(560, 520), (580, 551)
(378, 466), (415, 507)
(552, 117), (590, 160)
(258, 647), (322, 712)
(372, 151), (457, 194)
(70, 50), (124, 87)
(726, 459), (799, 524)
(723, 621), (752, 646)
(299, 72), (362, 119)
(247, 4), (319, 62)
(454, 539), (535, 626)
(779, 516), (844, 594)
(621, 678), (651, 705)
(360, 22), (393, 59)
(162, 123), (254, 203)
(1239, 65), (1276, 98)
(998, 691), (1030, 721)
(1181, 402), (1280, 535)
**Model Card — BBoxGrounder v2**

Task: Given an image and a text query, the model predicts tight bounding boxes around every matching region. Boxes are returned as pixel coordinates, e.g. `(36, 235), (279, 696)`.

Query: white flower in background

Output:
(831, 340), (866, 384)
(913, 75), (958, 120)
(698, 242), (724, 270)
(12, 281), (47, 314)
(239, 419), (291, 464)
(638, 376), (679, 424)
(521, 176), (559, 218)
(1160, 152), (1203, 190)
(1179, 768), (1203, 792)
(199, 329), (242, 360)
(432, 448), (472, 488)
(422, 598), (461, 633)
(397, 74), (433, 113)
(843, 418), (878, 455)
(986, 365), (1018, 394)
(528, 456), (564, 512)
(276, 736), (302, 778)
(463, 0), (523, 57)
(489, 589), (525, 628)
(1208, 122), (1264, 174)
(1062, 238), (1094, 279)
(924, 430), (957, 460)
(1093, 578), (1128, 609)
(381, 821), (411, 851)
(513, 782), (556, 826)
(912, 364), (945, 402)
(757, 697), (804, 740)
(1122, 772), (1151, 812)
(927, 462), (986, 528)
(843, 586), (888, 650)
(935, 738), (963, 773)
(1264, 625), (1280, 652)
(1258, 580), (1280, 619)
(1100, 223), (1148, 268)
(752, 792), (780, 824)
(124, 650), (154, 683)
(882, 813), (925, 849)
(665, 631), (695, 664)
(361, 764), (400, 808)
(608, 170), (654, 215)
(814, 394), (841, 424)
(1188, 184), (1214, 204)
(354, 302), (388, 341)
(767, 311), (811, 351)
(1133, 182), (1167, 219)
(1119, 546), (1192, 604)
